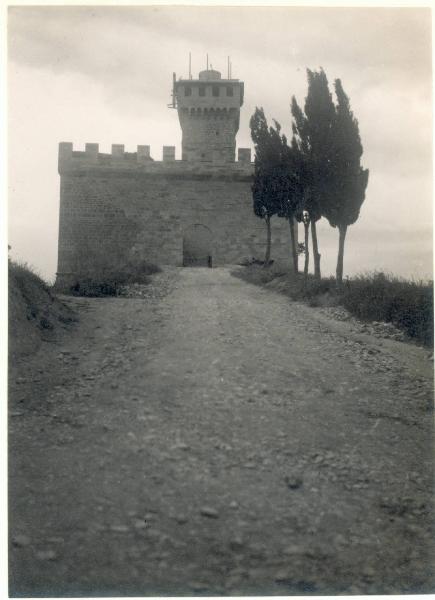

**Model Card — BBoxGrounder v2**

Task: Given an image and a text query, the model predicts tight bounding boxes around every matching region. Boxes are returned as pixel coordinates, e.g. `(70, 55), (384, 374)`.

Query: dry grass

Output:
(233, 265), (433, 347)
(339, 272), (433, 347)
(8, 259), (76, 357)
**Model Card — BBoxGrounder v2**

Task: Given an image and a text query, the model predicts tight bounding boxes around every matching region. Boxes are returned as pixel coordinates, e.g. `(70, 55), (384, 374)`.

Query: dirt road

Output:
(9, 267), (434, 596)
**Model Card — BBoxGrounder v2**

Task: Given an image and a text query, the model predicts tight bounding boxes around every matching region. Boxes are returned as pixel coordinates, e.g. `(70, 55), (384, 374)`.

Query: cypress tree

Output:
(325, 79), (369, 285)
(268, 120), (302, 273)
(250, 107), (281, 266)
(290, 98), (311, 277)
(291, 69), (336, 280)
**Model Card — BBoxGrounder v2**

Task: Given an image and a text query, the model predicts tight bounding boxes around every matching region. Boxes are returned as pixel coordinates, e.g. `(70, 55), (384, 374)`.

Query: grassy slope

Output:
(9, 261), (76, 359)
(234, 265), (433, 347)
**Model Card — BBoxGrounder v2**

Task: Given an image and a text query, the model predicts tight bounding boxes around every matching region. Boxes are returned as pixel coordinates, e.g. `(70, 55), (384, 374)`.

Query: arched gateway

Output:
(183, 224), (213, 267)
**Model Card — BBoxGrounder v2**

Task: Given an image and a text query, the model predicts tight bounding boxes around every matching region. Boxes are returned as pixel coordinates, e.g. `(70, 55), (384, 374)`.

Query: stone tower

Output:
(173, 69), (244, 163)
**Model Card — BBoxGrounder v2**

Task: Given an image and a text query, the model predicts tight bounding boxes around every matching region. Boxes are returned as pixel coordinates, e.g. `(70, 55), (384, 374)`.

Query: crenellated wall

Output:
(58, 142), (252, 174)
(56, 142), (297, 288)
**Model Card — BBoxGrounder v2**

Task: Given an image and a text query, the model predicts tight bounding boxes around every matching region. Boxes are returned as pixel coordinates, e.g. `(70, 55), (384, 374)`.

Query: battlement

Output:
(58, 142), (252, 179)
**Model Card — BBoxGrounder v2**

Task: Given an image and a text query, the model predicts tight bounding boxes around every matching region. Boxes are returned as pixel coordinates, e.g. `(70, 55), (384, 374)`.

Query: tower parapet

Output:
(173, 69), (244, 163)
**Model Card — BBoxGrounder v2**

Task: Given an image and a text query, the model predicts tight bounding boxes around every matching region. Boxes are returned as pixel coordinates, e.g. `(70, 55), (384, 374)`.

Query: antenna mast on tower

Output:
(168, 72), (177, 108)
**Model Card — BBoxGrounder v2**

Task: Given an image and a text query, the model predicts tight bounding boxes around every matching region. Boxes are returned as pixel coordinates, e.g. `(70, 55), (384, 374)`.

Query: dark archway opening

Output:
(183, 224), (213, 267)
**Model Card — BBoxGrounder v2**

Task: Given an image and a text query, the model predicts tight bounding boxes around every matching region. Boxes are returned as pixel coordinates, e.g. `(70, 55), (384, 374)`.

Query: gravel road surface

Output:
(9, 267), (434, 596)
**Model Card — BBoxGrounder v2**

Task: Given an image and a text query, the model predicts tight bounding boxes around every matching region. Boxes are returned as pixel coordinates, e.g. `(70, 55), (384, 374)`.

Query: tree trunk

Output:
(289, 217), (298, 274)
(311, 219), (321, 281)
(303, 221), (310, 286)
(336, 224), (347, 286)
(264, 215), (271, 267)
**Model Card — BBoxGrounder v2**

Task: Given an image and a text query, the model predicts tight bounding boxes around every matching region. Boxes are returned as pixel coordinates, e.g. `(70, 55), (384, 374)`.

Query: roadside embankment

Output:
(8, 260), (76, 359)
(232, 265), (433, 348)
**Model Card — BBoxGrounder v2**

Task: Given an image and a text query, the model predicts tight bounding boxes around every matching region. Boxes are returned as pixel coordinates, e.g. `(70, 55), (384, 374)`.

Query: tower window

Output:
(212, 85), (219, 97)
(226, 85), (234, 97)
(184, 86), (192, 97)
(199, 86), (206, 97)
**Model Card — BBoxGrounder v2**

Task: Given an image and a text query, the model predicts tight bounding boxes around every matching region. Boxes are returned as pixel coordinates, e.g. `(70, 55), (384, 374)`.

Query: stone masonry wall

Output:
(56, 144), (296, 287)
(179, 108), (238, 162)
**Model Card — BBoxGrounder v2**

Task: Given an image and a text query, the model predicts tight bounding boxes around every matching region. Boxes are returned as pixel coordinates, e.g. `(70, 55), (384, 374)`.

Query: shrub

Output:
(284, 271), (433, 345)
(70, 278), (118, 298)
(339, 272), (433, 346)
(292, 276), (336, 301)
(69, 261), (161, 297)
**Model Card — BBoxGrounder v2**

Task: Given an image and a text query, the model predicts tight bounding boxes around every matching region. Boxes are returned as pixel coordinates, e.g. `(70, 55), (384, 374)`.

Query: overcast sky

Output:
(8, 5), (432, 281)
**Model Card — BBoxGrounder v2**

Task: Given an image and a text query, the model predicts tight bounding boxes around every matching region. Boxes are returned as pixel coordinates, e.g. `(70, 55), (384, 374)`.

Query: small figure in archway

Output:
(183, 224), (213, 268)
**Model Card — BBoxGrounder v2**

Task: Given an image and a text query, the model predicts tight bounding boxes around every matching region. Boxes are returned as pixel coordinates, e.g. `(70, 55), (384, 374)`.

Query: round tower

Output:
(173, 69), (244, 163)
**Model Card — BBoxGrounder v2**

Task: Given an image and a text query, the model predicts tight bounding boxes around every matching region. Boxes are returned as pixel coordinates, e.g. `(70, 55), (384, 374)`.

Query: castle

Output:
(56, 67), (296, 288)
